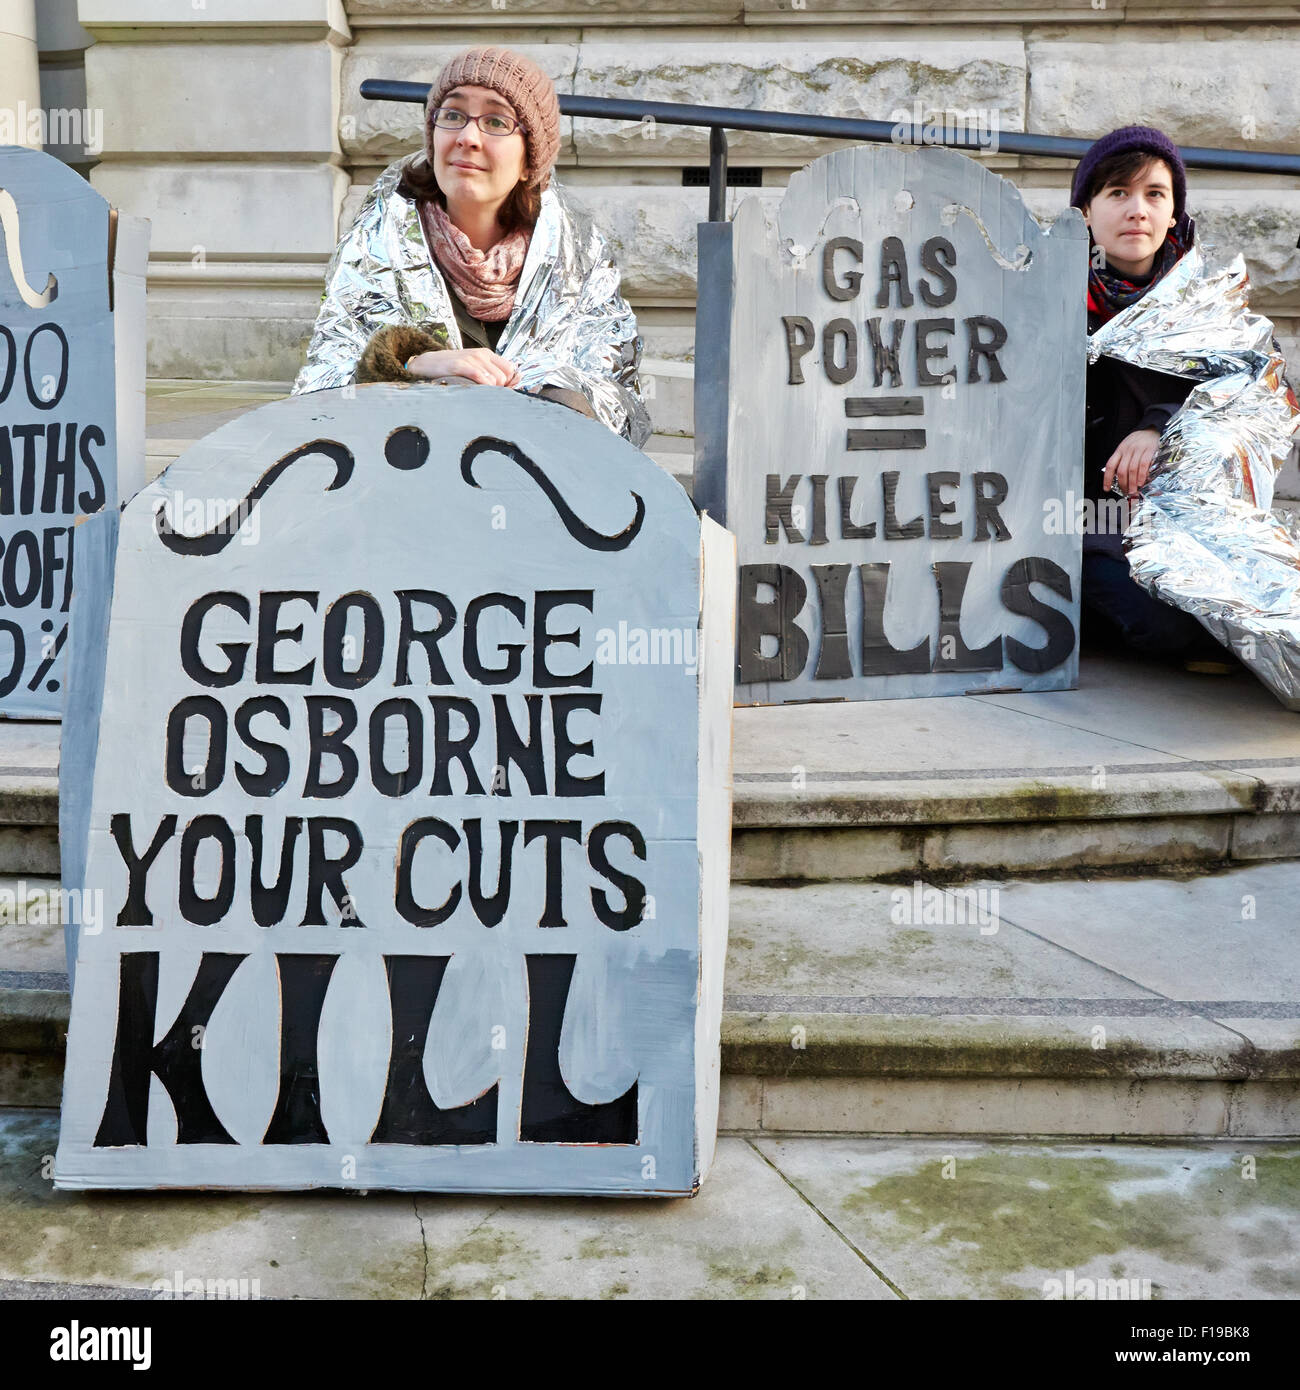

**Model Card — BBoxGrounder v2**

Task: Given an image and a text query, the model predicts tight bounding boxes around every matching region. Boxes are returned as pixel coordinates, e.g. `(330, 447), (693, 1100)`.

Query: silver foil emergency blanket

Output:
(1088, 243), (1300, 709)
(293, 156), (651, 449)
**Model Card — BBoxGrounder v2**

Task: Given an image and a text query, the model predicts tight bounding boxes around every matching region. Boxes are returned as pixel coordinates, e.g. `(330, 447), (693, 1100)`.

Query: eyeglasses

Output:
(431, 108), (519, 137)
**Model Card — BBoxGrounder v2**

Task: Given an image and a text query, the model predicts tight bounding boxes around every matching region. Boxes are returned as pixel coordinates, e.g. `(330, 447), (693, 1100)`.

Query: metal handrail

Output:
(360, 78), (1300, 224)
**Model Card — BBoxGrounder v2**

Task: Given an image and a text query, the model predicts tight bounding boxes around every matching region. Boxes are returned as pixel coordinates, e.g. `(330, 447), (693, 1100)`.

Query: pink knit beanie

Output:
(425, 47), (561, 192)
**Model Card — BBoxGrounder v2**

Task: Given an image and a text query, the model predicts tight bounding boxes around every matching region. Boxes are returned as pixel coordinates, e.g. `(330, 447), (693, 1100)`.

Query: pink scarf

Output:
(419, 199), (530, 322)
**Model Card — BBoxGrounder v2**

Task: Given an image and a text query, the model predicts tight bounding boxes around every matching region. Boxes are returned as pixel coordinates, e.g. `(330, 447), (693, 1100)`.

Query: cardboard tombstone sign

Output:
(0, 146), (146, 717)
(56, 385), (735, 1196)
(696, 145), (1087, 703)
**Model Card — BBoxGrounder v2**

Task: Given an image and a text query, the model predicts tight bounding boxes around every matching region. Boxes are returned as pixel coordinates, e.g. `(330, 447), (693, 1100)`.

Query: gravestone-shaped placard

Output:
(697, 145), (1087, 703)
(0, 146), (145, 717)
(56, 385), (735, 1196)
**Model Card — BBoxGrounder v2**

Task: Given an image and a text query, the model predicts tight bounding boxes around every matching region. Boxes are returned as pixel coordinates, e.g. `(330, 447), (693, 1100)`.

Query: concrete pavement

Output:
(0, 1109), (1294, 1299)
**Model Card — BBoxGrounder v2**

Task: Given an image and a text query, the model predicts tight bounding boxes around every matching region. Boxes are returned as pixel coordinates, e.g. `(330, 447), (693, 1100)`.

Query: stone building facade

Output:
(19, 0), (1300, 488)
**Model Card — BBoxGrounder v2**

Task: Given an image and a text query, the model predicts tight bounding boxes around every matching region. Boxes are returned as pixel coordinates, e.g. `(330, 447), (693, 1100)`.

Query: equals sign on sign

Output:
(845, 396), (926, 450)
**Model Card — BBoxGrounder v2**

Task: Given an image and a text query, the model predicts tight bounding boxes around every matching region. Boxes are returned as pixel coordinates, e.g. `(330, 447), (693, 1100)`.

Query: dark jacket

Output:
(450, 290), (504, 353)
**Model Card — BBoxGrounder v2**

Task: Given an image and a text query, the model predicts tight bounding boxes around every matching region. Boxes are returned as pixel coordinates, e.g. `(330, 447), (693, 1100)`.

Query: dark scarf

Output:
(1087, 222), (1189, 325)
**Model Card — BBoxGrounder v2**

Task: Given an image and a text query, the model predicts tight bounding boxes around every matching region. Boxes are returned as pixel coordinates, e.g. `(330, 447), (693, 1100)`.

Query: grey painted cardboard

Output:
(59, 214), (149, 978)
(724, 145), (1087, 704)
(693, 511), (735, 1180)
(58, 504), (117, 988)
(0, 146), (126, 717)
(55, 384), (734, 1195)
(111, 212), (149, 504)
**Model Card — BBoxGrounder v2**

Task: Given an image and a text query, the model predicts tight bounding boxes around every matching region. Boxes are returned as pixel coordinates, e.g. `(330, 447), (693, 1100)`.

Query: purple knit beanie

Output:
(1070, 125), (1187, 224)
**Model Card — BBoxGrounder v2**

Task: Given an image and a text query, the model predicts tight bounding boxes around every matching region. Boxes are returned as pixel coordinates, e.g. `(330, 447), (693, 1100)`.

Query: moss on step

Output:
(837, 1148), (1300, 1298)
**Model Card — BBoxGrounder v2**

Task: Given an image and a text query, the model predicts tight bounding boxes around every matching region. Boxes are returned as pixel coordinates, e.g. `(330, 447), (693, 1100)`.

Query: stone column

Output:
(78, 0), (351, 381)
(38, 0), (94, 172)
(0, 0), (41, 150)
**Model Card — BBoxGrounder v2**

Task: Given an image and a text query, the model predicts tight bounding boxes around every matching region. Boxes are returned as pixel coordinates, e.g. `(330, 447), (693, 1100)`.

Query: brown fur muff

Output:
(355, 323), (451, 383)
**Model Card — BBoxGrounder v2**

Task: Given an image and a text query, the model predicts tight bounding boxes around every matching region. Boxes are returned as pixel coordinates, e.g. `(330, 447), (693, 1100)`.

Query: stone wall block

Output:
(348, 0), (738, 14)
(340, 45), (579, 162)
(1028, 35), (1300, 153)
(92, 163), (350, 258)
(78, 0), (349, 37)
(87, 42), (343, 157)
(572, 40), (1026, 162)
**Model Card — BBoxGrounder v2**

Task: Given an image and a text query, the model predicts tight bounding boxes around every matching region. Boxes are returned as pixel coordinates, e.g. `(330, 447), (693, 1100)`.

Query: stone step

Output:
(731, 652), (1300, 883)
(0, 726), (61, 879)
(6, 865), (1298, 1137)
(3, 652), (1299, 883)
(731, 760), (1300, 883)
(718, 870), (1300, 1138)
(639, 356), (694, 438)
(0, 984), (63, 1112)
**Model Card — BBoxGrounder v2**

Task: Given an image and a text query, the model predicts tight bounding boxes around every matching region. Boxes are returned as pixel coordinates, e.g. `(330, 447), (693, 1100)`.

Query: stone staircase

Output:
(722, 659), (1300, 1139)
(721, 865), (1300, 1140)
(731, 689), (1300, 885)
(5, 649), (1299, 1137)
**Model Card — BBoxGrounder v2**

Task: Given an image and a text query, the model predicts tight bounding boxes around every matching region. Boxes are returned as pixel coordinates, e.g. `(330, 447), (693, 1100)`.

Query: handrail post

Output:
(708, 127), (729, 224)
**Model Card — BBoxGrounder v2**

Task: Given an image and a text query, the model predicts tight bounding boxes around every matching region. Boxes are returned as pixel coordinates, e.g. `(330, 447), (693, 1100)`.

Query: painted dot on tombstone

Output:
(0, 146), (147, 717)
(698, 145), (1088, 703)
(55, 384), (736, 1196)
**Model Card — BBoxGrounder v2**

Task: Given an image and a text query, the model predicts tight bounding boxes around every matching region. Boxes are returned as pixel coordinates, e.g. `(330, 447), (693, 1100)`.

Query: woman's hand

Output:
(407, 348), (521, 388)
(1103, 427), (1161, 497)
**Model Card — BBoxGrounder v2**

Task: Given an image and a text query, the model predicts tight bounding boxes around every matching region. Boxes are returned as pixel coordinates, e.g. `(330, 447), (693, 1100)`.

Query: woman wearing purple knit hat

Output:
(1070, 125), (1234, 669)
(293, 45), (650, 448)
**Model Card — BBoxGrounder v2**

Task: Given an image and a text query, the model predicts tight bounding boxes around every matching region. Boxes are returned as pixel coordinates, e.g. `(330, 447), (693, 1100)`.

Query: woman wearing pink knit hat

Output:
(293, 46), (650, 447)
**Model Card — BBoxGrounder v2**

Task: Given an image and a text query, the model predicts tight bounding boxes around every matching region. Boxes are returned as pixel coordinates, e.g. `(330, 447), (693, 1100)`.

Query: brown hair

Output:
(1079, 150), (1174, 210)
(398, 155), (541, 234)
